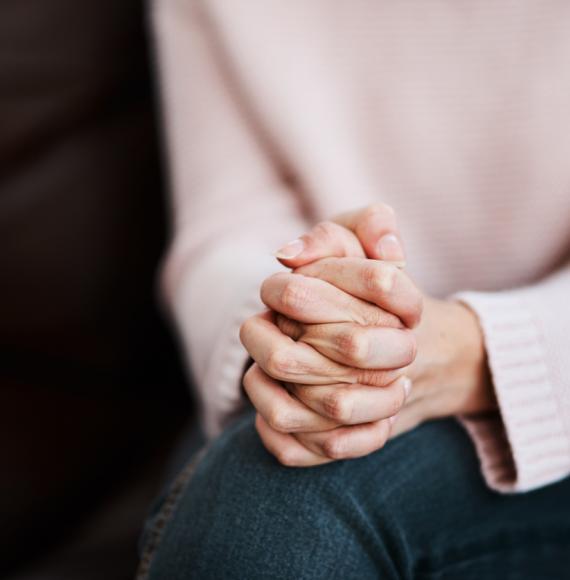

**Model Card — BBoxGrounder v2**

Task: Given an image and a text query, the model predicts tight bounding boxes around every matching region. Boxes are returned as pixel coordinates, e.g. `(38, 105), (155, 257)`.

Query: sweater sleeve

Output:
(453, 260), (570, 493)
(152, 0), (310, 436)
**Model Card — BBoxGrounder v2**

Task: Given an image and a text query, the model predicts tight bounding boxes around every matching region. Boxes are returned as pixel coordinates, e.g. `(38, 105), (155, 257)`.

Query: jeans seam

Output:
(136, 446), (208, 580)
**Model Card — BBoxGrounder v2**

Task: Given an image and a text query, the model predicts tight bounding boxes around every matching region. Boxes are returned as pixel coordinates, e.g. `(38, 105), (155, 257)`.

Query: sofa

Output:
(0, 1), (192, 577)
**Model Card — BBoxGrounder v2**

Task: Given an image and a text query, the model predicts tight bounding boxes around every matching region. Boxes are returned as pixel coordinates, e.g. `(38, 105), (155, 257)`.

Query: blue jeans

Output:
(139, 413), (570, 579)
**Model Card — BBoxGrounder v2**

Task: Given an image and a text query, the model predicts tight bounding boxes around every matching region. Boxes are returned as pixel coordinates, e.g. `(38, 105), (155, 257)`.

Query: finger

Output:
(241, 313), (404, 388)
(276, 316), (416, 369)
(333, 203), (406, 265)
(296, 258), (423, 328)
(255, 413), (332, 467)
(294, 419), (392, 460)
(243, 364), (338, 433)
(289, 376), (412, 425)
(261, 272), (402, 327)
(240, 312), (355, 385)
(274, 220), (366, 269)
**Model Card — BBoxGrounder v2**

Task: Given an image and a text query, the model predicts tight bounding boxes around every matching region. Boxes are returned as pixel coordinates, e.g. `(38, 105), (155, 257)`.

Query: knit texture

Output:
(153, 0), (570, 492)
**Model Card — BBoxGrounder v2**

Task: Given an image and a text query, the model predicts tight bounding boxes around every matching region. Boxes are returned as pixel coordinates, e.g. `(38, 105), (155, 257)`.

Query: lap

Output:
(141, 413), (570, 580)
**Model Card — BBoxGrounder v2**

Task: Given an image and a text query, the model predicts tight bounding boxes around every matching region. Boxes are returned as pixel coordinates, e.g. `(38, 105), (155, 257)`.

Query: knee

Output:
(141, 414), (381, 579)
(140, 417), (472, 580)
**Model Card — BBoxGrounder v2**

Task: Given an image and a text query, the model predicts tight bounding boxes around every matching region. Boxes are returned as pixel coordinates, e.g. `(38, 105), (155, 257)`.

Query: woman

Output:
(140, 1), (570, 578)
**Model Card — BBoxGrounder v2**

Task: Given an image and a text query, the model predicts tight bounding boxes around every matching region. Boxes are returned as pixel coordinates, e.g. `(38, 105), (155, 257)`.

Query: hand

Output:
(274, 203), (406, 267)
(241, 204), (495, 466)
(273, 203), (496, 438)
(240, 205), (421, 465)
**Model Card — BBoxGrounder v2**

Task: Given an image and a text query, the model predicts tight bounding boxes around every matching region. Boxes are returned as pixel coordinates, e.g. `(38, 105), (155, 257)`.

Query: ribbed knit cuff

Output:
(453, 291), (570, 493)
(200, 287), (262, 438)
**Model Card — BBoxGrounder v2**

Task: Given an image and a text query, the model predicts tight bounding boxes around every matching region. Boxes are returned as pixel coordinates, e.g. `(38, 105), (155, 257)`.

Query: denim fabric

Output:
(140, 413), (570, 579)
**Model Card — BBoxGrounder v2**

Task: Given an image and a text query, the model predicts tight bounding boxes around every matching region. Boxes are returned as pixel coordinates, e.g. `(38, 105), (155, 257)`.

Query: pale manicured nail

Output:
(274, 239), (304, 259)
(376, 233), (406, 264)
(403, 377), (412, 399)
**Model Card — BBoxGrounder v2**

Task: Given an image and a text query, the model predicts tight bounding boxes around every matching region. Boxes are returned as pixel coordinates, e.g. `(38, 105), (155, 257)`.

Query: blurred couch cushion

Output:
(0, 0), (180, 383)
(0, 0), (191, 575)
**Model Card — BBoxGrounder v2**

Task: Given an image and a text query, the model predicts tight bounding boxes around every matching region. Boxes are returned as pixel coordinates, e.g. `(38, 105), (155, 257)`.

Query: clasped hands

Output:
(240, 204), (495, 466)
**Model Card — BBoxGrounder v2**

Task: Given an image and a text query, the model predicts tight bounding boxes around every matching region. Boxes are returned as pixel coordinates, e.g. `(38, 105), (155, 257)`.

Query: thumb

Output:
(275, 204), (406, 270)
(274, 220), (366, 269)
(332, 203), (406, 265)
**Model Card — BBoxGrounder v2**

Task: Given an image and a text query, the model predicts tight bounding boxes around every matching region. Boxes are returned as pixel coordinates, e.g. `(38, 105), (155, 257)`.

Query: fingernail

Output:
(402, 377), (412, 399)
(376, 233), (406, 265)
(274, 239), (304, 259)
(388, 414), (398, 426)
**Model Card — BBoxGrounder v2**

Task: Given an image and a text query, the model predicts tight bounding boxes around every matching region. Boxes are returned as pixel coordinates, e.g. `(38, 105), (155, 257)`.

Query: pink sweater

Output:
(153, 0), (570, 493)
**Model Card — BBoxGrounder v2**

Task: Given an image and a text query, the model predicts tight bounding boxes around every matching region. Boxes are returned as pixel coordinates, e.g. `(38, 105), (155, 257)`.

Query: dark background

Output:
(0, 1), (192, 577)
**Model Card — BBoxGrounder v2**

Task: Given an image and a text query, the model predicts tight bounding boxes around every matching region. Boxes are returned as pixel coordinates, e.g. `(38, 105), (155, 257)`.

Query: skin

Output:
(239, 204), (496, 467)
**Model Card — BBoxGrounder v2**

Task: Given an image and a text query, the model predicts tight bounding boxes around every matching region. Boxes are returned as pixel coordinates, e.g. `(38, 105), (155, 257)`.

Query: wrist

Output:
(408, 298), (496, 419)
(447, 300), (496, 415)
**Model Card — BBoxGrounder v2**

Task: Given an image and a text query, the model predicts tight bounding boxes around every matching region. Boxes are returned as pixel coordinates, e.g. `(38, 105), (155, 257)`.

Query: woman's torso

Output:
(205, 0), (570, 296)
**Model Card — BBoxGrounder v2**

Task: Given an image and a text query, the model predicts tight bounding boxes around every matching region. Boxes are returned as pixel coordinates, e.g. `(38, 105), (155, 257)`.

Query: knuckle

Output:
(322, 434), (348, 460)
(362, 263), (380, 291)
(362, 262), (396, 295)
(265, 348), (291, 377)
(267, 407), (294, 433)
(322, 389), (353, 423)
(336, 327), (369, 366)
(275, 446), (298, 467)
(280, 278), (311, 314)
